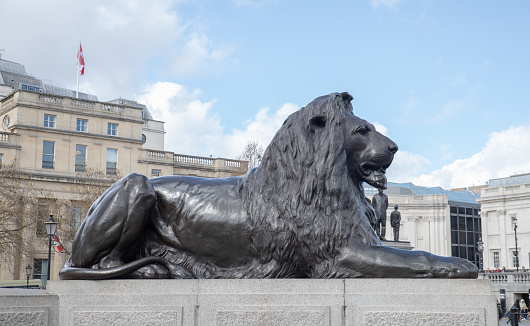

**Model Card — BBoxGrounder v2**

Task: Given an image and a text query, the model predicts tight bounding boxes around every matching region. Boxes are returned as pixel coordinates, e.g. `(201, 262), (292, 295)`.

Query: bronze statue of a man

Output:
(372, 188), (388, 240)
(391, 205), (401, 242)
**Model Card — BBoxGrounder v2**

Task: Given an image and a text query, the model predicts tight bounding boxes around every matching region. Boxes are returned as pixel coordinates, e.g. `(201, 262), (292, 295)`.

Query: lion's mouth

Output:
(360, 163), (391, 190)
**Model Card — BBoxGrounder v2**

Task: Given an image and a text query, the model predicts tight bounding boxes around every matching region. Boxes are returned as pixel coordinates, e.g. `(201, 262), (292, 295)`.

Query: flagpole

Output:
(76, 40), (80, 98)
(76, 59), (79, 99)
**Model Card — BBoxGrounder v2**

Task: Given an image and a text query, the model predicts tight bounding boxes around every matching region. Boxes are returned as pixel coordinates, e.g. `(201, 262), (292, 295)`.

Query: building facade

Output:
(366, 182), (482, 267)
(0, 58), (247, 287)
(478, 173), (530, 309)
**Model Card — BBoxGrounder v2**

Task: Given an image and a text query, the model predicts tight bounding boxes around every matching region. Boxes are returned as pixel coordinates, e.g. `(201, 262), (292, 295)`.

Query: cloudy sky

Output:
(1, 0), (530, 189)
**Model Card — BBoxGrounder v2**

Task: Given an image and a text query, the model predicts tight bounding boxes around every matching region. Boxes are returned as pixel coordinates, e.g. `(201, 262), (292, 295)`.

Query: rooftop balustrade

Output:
(0, 91), (142, 122)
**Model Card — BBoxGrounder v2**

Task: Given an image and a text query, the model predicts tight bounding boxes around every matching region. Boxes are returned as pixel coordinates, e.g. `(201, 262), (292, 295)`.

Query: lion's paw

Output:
(433, 257), (478, 279)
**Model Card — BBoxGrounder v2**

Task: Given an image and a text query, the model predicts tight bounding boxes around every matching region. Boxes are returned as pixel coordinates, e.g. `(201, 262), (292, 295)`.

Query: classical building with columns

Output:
(478, 173), (530, 309)
(366, 182), (481, 267)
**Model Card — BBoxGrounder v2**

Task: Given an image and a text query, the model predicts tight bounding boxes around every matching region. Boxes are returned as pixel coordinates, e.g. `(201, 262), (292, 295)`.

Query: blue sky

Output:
(1, 0), (530, 189)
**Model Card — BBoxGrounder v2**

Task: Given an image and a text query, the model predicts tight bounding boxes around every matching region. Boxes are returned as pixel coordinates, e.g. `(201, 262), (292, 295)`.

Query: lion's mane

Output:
(239, 93), (380, 277)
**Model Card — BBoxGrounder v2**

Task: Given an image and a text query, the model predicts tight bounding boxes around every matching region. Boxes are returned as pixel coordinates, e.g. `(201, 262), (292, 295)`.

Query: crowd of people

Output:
(486, 266), (527, 273)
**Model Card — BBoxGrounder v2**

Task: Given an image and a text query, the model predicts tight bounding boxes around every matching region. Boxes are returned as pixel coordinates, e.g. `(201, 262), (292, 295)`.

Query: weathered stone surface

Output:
(363, 312), (479, 326)
(0, 289), (58, 326)
(0, 279), (498, 325)
(0, 311), (46, 326)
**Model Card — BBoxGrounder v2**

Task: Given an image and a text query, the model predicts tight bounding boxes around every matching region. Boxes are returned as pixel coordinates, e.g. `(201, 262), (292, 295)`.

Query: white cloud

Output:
(370, 0), (402, 9)
(431, 98), (474, 122)
(372, 122), (388, 136)
(137, 82), (298, 158)
(0, 0), (233, 101)
(409, 125), (530, 189)
(387, 150), (432, 183)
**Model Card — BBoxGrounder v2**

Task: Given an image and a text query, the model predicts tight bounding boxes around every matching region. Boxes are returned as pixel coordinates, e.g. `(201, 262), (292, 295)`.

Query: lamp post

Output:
(512, 216), (519, 272)
(25, 264), (32, 289)
(477, 238), (484, 272)
(44, 215), (58, 284)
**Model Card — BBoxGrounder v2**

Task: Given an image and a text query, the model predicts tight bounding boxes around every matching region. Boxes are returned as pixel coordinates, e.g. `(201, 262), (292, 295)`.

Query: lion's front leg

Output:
(334, 244), (478, 278)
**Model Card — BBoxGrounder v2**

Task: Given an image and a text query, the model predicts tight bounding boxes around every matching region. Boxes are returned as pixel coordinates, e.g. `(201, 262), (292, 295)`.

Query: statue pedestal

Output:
(381, 240), (414, 250)
(40, 279), (496, 326)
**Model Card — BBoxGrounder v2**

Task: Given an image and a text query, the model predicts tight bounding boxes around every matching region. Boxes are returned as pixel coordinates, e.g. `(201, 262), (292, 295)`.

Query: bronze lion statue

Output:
(60, 92), (477, 279)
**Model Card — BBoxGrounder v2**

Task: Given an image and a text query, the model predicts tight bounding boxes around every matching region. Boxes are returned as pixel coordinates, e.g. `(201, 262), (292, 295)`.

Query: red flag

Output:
(77, 43), (85, 76)
(54, 233), (64, 252)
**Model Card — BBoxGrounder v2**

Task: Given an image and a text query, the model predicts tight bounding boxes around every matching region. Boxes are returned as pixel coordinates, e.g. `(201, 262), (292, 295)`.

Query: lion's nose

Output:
(388, 143), (398, 154)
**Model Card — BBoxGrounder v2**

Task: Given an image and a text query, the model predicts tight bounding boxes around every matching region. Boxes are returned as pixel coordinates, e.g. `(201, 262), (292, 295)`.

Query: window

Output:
(70, 207), (83, 230)
(42, 141), (55, 168)
(513, 251), (519, 269)
(152, 169), (161, 177)
(493, 252), (500, 268)
(107, 123), (118, 136)
(0, 153), (3, 168)
(106, 148), (117, 175)
(75, 144), (87, 172)
(44, 114), (56, 128)
(76, 119), (88, 132)
(33, 258), (48, 288)
(22, 84), (43, 92)
(142, 134), (146, 142)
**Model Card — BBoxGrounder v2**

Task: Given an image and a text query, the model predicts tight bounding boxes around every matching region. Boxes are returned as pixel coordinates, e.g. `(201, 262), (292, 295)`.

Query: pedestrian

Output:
(519, 299), (528, 320)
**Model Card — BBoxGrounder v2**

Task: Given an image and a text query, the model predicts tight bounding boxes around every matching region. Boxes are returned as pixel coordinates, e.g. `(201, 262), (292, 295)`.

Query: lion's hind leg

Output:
(64, 173), (162, 279)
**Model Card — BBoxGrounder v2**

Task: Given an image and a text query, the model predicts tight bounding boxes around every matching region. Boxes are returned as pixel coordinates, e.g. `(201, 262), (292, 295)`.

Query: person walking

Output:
(520, 299), (528, 320)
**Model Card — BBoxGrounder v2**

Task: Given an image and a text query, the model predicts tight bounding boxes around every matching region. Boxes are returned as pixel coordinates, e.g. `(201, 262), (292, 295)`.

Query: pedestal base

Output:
(39, 278), (497, 326)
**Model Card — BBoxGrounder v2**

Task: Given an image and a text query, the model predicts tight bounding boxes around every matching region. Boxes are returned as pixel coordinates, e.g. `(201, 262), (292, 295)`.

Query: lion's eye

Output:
(355, 126), (370, 135)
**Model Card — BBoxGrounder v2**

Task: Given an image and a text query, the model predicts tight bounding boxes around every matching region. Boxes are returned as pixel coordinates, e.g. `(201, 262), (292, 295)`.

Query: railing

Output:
(31, 91), (137, 118)
(38, 94), (63, 104)
(102, 104), (124, 114)
(148, 151), (166, 159)
(0, 132), (9, 142)
(71, 99), (95, 110)
(224, 159), (241, 168)
(481, 271), (530, 283)
(174, 154), (214, 166)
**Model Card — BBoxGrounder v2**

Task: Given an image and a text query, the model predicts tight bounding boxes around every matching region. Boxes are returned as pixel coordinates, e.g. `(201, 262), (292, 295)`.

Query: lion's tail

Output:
(59, 256), (172, 280)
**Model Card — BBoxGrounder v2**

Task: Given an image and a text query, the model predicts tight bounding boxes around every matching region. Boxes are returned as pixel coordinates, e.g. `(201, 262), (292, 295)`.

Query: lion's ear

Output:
(309, 115), (327, 131)
(340, 92), (353, 104)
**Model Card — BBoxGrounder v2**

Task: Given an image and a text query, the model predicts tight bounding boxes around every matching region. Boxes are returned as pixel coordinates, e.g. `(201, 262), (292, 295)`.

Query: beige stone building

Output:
(0, 58), (247, 287)
(478, 173), (530, 308)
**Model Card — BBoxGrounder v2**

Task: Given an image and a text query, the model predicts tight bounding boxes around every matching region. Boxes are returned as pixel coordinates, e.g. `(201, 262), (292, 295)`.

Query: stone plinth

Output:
(0, 288), (58, 326)
(43, 278), (496, 326)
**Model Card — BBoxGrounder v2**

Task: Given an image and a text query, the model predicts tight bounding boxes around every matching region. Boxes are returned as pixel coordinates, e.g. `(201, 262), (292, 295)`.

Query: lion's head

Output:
(240, 92), (398, 271)
(342, 103), (398, 190)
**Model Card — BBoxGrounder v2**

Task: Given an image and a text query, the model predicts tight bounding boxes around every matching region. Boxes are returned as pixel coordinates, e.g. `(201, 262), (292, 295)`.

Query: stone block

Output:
(344, 279), (496, 326)
(0, 288), (58, 326)
(35, 278), (497, 325)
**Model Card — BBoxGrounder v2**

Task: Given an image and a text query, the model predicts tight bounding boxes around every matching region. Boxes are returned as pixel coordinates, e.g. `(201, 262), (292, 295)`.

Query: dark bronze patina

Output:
(60, 92), (478, 280)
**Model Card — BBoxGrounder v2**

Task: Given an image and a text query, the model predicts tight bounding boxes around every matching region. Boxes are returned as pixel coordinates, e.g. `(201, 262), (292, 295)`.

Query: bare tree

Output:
(53, 168), (122, 253)
(237, 140), (264, 170)
(0, 162), (43, 273)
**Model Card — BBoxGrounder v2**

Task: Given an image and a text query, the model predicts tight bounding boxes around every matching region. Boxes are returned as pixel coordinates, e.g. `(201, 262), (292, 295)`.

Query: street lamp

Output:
(512, 216), (519, 272)
(44, 215), (58, 283)
(25, 264), (32, 289)
(477, 238), (484, 272)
